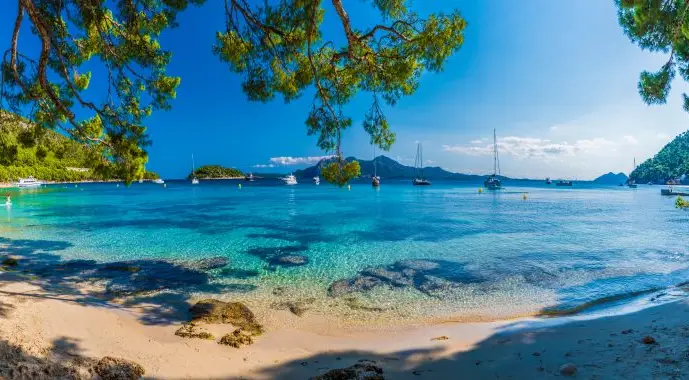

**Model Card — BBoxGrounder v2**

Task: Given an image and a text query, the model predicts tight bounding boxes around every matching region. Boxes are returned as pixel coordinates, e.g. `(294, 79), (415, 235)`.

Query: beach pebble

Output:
(559, 363), (577, 376)
(642, 336), (656, 344)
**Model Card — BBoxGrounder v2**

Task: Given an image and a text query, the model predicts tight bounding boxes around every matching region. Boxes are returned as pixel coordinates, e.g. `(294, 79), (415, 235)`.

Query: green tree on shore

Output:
(2, 0), (466, 185)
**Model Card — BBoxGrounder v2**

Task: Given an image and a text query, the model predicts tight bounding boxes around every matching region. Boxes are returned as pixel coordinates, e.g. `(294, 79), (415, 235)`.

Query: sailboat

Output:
(372, 146), (380, 187)
(627, 158), (637, 188)
(412, 142), (431, 186)
(483, 129), (502, 190)
(191, 154), (199, 184)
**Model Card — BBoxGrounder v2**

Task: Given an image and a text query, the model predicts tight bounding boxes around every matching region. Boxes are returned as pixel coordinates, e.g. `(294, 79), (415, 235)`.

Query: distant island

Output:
(189, 165), (244, 179)
(631, 130), (689, 184)
(0, 112), (157, 183)
(295, 155), (502, 180)
(593, 172), (628, 185)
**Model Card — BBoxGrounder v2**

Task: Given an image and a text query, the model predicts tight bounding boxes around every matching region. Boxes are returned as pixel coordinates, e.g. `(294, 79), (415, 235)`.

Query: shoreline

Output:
(2, 271), (689, 378)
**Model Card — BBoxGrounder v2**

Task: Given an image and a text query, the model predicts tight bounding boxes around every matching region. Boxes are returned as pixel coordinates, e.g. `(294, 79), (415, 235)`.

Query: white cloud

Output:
(549, 125), (559, 131)
(470, 139), (486, 144)
(656, 132), (669, 140)
(443, 136), (616, 159)
(394, 156), (414, 164)
(623, 135), (639, 145)
(424, 159), (436, 165)
(252, 164), (276, 168)
(268, 155), (335, 166)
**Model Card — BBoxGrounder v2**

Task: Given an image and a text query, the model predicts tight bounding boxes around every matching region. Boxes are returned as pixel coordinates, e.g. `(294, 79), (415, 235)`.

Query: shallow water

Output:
(1, 179), (688, 324)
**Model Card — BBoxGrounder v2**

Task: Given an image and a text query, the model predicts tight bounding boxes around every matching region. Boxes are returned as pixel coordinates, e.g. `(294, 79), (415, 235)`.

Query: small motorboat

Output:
(372, 176), (380, 187)
(245, 173), (256, 182)
(281, 174), (297, 185)
(545, 177), (552, 185)
(153, 178), (165, 184)
(556, 180), (573, 187)
(16, 176), (42, 188)
(313, 176), (320, 185)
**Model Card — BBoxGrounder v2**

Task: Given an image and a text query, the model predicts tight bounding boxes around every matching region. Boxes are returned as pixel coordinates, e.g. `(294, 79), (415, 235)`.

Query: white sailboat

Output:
(627, 158), (638, 188)
(412, 143), (431, 186)
(191, 154), (199, 184)
(483, 129), (502, 190)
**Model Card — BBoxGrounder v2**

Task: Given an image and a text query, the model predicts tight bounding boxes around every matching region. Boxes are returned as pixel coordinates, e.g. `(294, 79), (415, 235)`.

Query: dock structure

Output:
(661, 187), (689, 196)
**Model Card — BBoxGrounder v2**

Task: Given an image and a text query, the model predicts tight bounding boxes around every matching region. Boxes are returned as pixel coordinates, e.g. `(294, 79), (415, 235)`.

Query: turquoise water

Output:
(1, 180), (688, 323)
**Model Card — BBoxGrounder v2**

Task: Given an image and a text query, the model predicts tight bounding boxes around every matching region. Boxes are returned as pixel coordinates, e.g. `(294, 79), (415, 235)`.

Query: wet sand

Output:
(2, 271), (689, 379)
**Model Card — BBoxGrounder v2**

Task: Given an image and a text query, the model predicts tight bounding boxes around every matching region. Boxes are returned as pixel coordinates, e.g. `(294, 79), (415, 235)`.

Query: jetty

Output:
(661, 187), (689, 196)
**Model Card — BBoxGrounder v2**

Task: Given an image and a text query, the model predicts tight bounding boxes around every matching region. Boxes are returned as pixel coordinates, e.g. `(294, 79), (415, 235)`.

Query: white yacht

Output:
(16, 176), (42, 188)
(313, 176), (320, 185)
(282, 174), (297, 185)
(153, 178), (165, 184)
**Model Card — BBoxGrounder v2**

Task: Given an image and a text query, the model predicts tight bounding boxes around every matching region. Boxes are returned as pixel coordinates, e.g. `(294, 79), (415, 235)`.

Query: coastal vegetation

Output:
(2, 0), (466, 185)
(189, 165), (243, 179)
(0, 112), (156, 183)
(630, 130), (689, 183)
(677, 195), (689, 209)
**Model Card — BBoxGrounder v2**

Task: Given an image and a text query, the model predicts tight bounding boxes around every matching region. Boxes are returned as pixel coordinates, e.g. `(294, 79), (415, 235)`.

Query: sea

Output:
(1, 179), (688, 325)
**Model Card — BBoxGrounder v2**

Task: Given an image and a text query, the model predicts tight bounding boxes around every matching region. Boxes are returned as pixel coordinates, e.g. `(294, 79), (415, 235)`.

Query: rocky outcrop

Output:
(189, 299), (263, 336)
(218, 329), (253, 348)
(94, 356), (145, 380)
(174, 323), (214, 340)
(312, 363), (385, 380)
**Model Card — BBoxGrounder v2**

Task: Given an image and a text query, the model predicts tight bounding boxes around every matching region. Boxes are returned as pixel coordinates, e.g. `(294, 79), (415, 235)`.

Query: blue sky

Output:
(2, 1), (687, 179)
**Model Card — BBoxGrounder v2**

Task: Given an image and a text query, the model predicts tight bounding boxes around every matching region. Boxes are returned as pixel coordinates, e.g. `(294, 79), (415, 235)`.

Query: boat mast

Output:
(373, 145), (377, 177)
(493, 129), (498, 176)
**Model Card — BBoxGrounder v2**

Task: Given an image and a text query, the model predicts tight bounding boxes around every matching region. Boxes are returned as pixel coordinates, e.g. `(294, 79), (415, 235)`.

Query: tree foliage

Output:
(2, 0), (466, 186)
(1, 0), (200, 183)
(677, 195), (689, 209)
(630, 130), (689, 183)
(190, 165), (243, 179)
(216, 0), (466, 183)
(617, 0), (689, 110)
(0, 111), (156, 182)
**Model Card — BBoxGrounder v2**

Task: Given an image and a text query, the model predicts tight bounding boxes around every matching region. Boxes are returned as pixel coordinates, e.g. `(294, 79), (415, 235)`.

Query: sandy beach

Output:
(1, 267), (688, 379)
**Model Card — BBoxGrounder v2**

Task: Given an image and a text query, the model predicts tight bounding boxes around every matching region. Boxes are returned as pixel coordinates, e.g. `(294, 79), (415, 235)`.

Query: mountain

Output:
(631, 131), (689, 184)
(593, 172), (628, 185)
(295, 155), (491, 180)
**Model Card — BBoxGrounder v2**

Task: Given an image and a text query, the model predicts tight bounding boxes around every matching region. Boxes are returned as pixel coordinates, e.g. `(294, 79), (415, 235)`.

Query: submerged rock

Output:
(271, 298), (315, 317)
(218, 329), (254, 348)
(189, 299), (263, 335)
(174, 322), (214, 340)
(642, 336), (656, 345)
(328, 276), (384, 297)
(187, 257), (230, 271)
(100, 262), (141, 273)
(559, 363), (577, 376)
(313, 363), (385, 380)
(2, 257), (18, 267)
(94, 356), (145, 380)
(269, 254), (308, 267)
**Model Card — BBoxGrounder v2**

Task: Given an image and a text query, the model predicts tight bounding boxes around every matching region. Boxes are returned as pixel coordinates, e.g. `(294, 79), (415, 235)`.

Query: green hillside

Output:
(631, 131), (689, 184)
(189, 165), (243, 179)
(0, 113), (154, 183)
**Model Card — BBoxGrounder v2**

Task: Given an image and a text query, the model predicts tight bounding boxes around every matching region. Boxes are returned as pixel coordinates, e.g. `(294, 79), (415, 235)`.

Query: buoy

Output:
(478, 187), (483, 194)
(116, 184), (120, 187)
(522, 193), (527, 200)
(347, 184), (351, 191)
(164, 184), (167, 188)
(238, 183), (242, 189)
